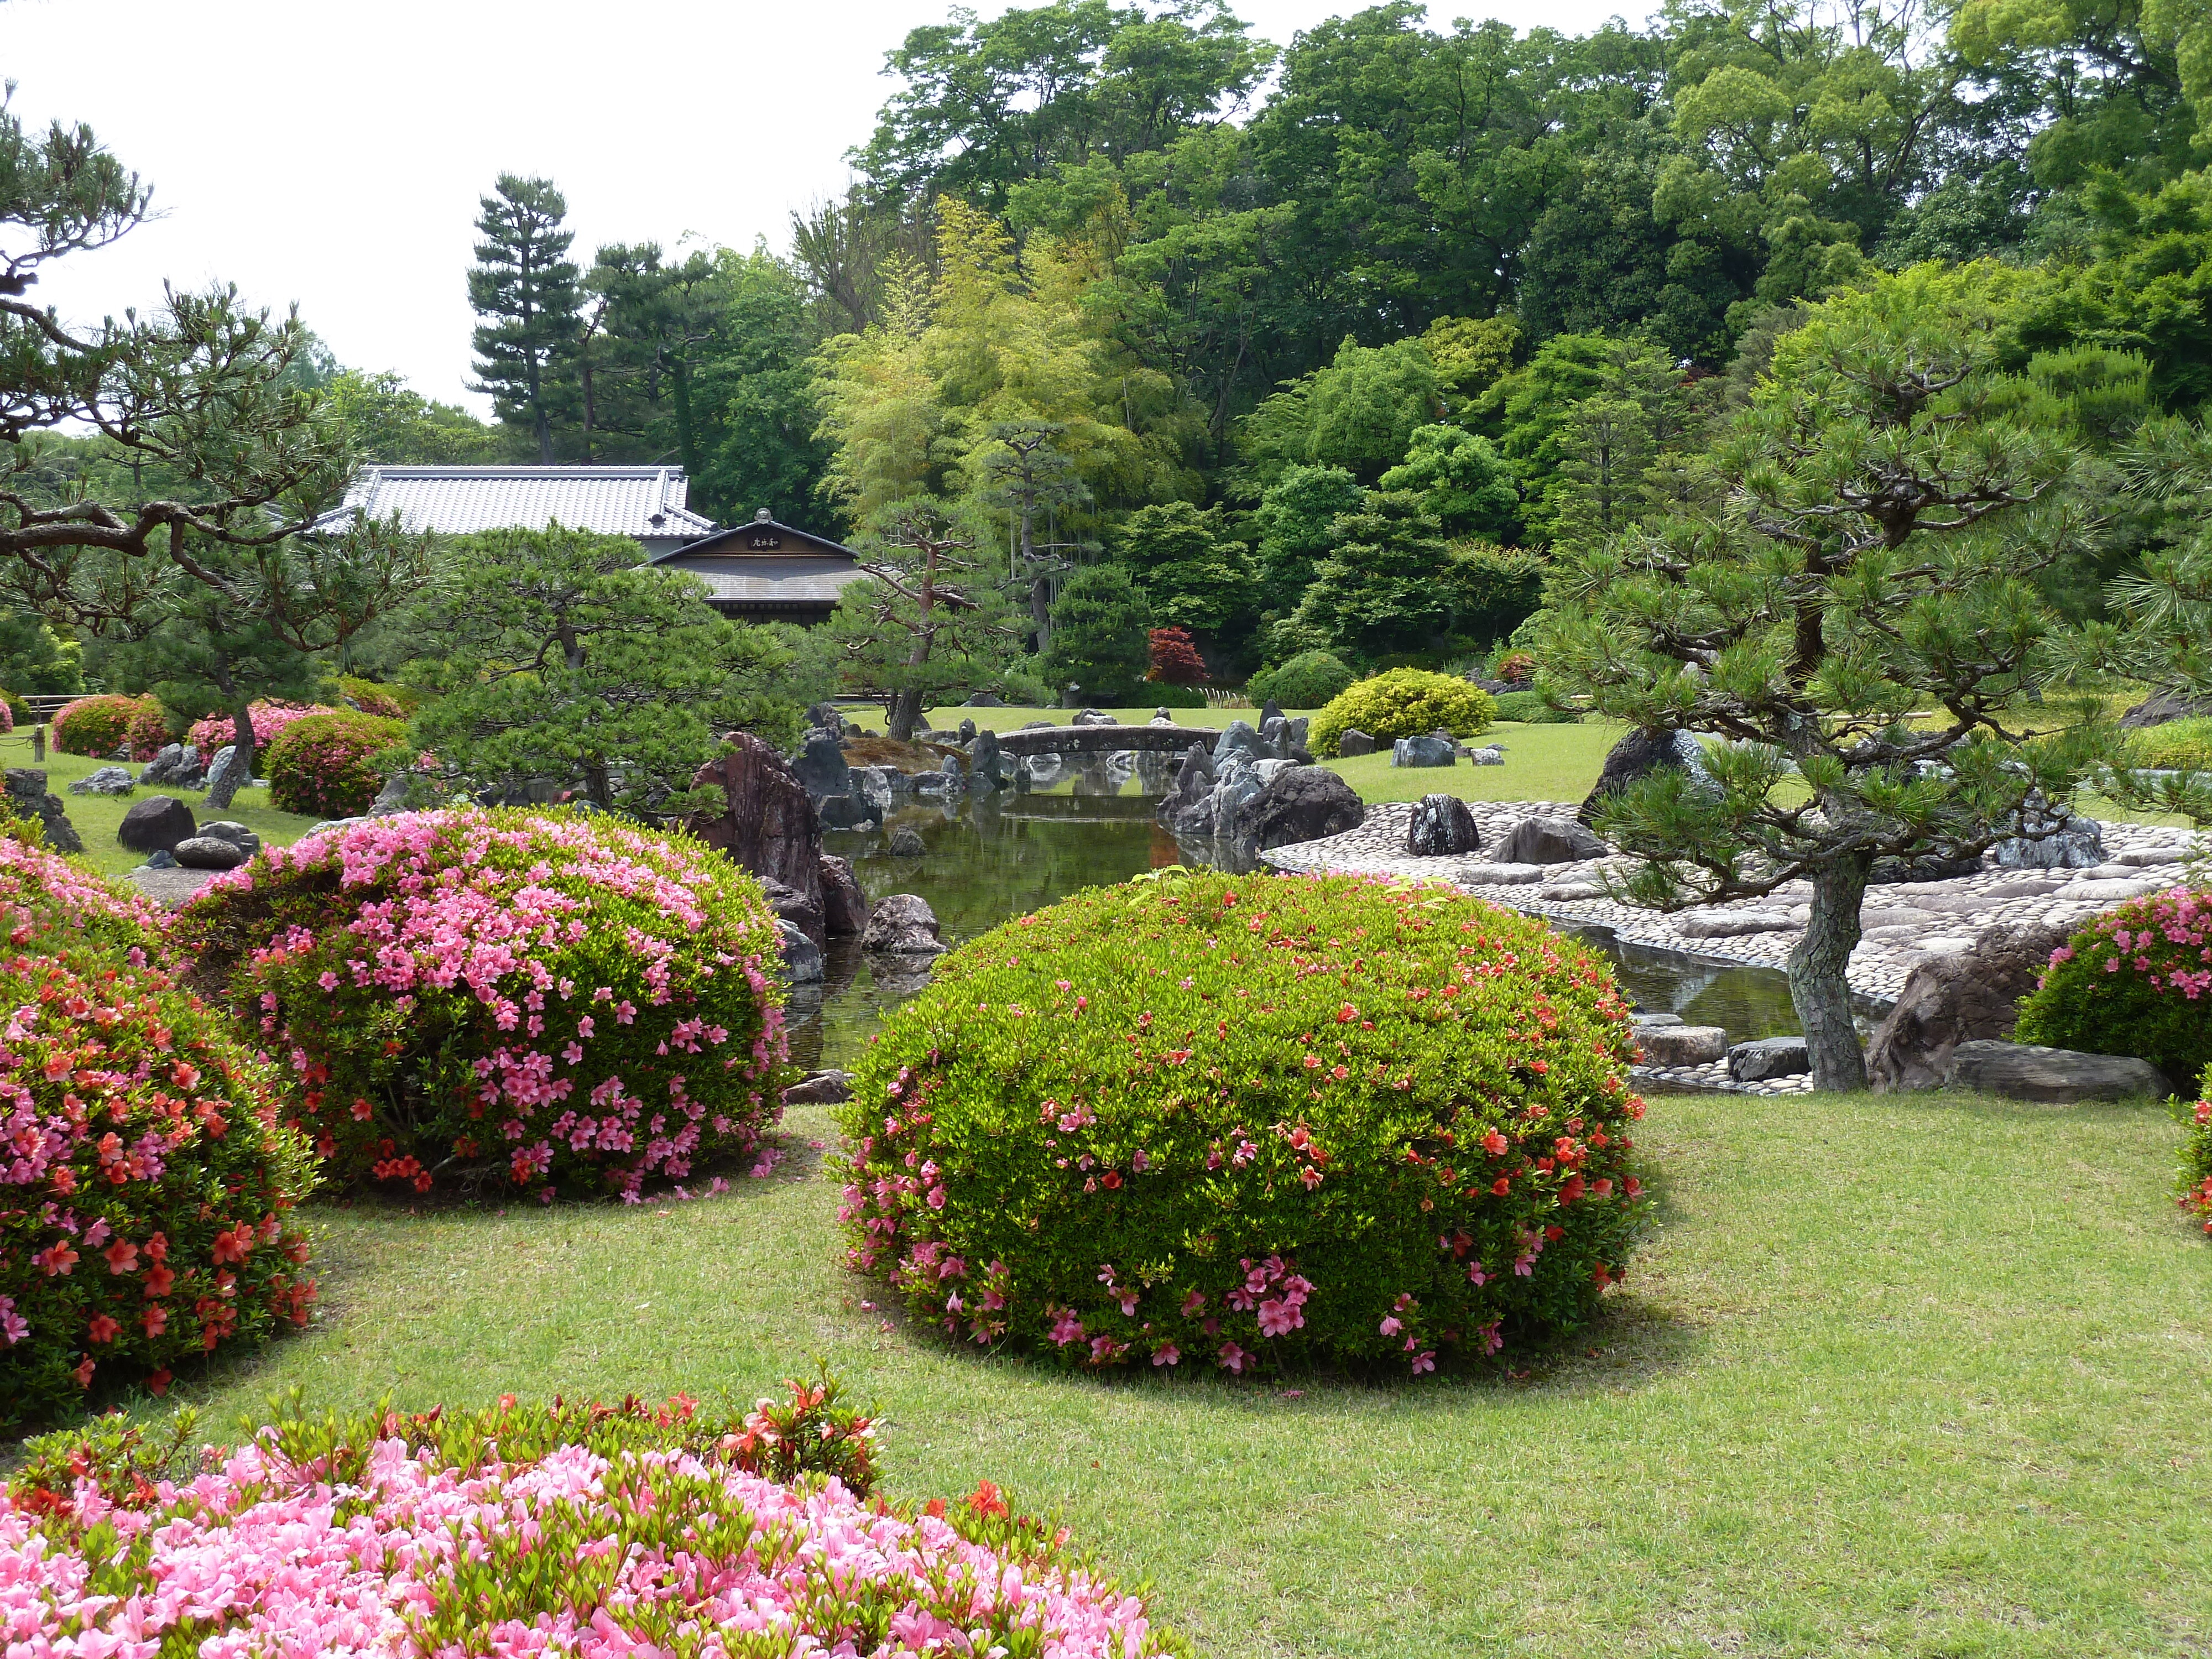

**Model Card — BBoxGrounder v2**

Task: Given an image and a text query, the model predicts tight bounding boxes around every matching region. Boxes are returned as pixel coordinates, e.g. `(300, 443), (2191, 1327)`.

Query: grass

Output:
(85, 1086), (2212, 1658)
(1, 734), (327, 878)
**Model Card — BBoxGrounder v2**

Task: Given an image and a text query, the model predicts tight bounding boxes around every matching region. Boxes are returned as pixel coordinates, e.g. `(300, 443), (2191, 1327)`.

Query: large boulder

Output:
(776, 917), (824, 984)
(1405, 793), (1481, 857)
(1391, 734), (1456, 768)
(818, 853), (870, 937)
(172, 835), (246, 871)
(3, 769), (81, 853)
(1866, 919), (2072, 1092)
(689, 731), (823, 919)
(1157, 743), (1219, 838)
(790, 733), (853, 799)
(117, 795), (196, 854)
(1942, 1039), (2170, 1103)
(1229, 765), (1365, 852)
(863, 892), (947, 956)
(1212, 720), (1262, 763)
(1578, 727), (1713, 826)
(1728, 1036), (1811, 1082)
(1991, 796), (2103, 869)
(888, 826), (926, 858)
(784, 1069), (853, 1105)
(1499, 815), (1606, 865)
(1639, 1025), (1729, 1067)
(969, 727), (1004, 789)
(1337, 728), (1375, 758)
(761, 876), (826, 946)
(138, 743), (206, 789)
(2118, 689), (2212, 728)
(67, 765), (135, 796)
(203, 744), (254, 797)
(197, 821), (263, 859)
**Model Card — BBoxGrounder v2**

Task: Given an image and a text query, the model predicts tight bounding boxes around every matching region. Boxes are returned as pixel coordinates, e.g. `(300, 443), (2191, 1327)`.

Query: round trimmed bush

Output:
(174, 808), (796, 1199)
(1142, 681), (1208, 709)
(52, 694), (158, 759)
(333, 675), (419, 719)
(837, 870), (1650, 1376)
(0, 695), (13, 735)
(2014, 887), (2212, 1085)
(0, 950), (320, 1430)
(264, 710), (404, 817)
(0, 833), (169, 963)
(1248, 650), (1357, 711)
(1310, 669), (1495, 758)
(184, 700), (335, 758)
(122, 698), (171, 760)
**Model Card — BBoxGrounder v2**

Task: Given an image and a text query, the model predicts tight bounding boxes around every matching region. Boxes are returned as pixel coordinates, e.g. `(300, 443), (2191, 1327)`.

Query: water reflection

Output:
(782, 787), (1815, 1073)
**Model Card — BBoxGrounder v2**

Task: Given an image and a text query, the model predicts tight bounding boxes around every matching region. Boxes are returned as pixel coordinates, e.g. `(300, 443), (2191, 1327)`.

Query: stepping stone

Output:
(1639, 1025), (1728, 1066)
(1676, 911), (1794, 938)
(1728, 1036), (1811, 1082)
(2064, 877), (2169, 903)
(1458, 862), (1547, 885)
(1942, 1040), (2169, 1103)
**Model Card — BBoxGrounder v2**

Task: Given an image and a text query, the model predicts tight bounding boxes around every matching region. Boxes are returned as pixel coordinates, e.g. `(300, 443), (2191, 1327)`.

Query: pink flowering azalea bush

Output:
(0, 950), (320, 1431)
(50, 694), (159, 759)
(2, 1381), (1185, 1658)
(263, 709), (405, 817)
(0, 833), (169, 965)
(2176, 1062), (2212, 1235)
(838, 870), (1650, 1377)
(173, 808), (794, 1199)
(2015, 886), (2212, 1084)
(183, 698), (334, 757)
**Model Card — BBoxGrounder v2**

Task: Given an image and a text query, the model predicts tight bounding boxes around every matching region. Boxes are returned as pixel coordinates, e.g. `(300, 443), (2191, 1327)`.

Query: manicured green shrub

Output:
(0, 950), (320, 1430)
(1490, 688), (1578, 723)
(123, 698), (173, 759)
(264, 709), (405, 817)
(174, 808), (795, 1199)
(332, 674), (420, 719)
(838, 870), (1650, 1376)
(51, 694), (158, 759)
(2127, 717), (2212, 772)
(2178, 1062), (2212, 1237)
(1247, 650), (1357, 710)
(1309, 669), (1495, 758)
(1142, 681), (1208, 708)
(2015, 887), (2212, 1086)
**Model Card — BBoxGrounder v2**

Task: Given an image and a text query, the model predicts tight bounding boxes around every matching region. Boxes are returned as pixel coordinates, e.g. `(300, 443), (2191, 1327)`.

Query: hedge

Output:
(174, 808), (796, 1199)
(838, 870), (1648, 1376)
(264, 709), (405, 817)
(1247, 650), (1358, 711)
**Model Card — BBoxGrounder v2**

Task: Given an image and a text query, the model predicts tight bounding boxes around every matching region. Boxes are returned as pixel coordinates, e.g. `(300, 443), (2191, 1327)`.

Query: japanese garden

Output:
(7, 1), (2212, 1653)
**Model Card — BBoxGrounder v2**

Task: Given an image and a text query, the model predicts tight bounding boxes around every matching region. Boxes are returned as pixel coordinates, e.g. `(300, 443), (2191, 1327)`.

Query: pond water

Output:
(785, 791), (1827, 1073)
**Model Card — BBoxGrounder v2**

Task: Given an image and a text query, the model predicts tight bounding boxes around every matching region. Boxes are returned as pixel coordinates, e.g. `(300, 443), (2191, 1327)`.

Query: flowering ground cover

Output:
(65, 1086), (2211, 1658)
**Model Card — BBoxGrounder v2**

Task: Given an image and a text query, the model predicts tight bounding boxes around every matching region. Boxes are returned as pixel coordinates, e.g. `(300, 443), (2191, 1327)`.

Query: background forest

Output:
(12, 0), (2212, 703)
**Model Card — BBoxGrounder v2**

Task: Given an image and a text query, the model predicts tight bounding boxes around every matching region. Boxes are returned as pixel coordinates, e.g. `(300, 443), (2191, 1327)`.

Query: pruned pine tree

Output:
(1540, 265), (2131, 1091)
(468, 174), (584, 463)
(822, 500), (1022, 742)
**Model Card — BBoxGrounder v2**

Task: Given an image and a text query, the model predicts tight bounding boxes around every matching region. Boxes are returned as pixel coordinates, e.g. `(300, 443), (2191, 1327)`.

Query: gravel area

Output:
(1261, 799), (2202, 1086)
(121, 867), (222, 907)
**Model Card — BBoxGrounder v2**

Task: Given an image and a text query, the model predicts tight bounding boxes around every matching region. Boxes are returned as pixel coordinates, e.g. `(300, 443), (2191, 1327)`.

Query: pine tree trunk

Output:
(1787, 851), (1870, 1092)
(887, 688), (924, 744)
(205, 689), (257, 812)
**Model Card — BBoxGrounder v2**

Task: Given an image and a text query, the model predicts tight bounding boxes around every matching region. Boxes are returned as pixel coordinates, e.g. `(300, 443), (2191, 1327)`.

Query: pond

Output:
(785, 791), (1826, 1073)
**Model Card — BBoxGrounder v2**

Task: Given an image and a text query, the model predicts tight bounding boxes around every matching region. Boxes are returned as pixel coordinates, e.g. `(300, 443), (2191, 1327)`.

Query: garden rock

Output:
(1458, 862), (1547, 884)
(366, 773), (411, 816)
(1729, 1036), (1811, 1082)
(1259, 698), (1284, 727)
(1337, 728), (1375, 757)
(1213, 720), (1261, 762)
(1991, 799), (2103, 869)
(964, 691), (1005, 707)
(1639, 1025), (1729, 1066)
(68, 765), (135, 796)
(818, 793), (875, 830)
(2065, 875), (2169, 903)
(139, 743), (205, 789)
(761, 877), (826, 946)
(790, 733), (852, 799)
(776, 917), (824, 984)
(4, 770), (81, 853)
(1156, 744), (1218, 838)
(1942, 1039), (2169, 1103)
(173, 835), (247, 871)
(969, 727), (1004, 788)
(818, 854), (870, 937)
(197, 821), (263, 858)
(117, 795), (196, 853)
(784, 1069), (852, 1105)
(2118, 689), (2212, 728)
(1675, 910), (1794, 938)
(1870, 852), (1985, 884)
(688, 732), (823, 919)
(140, 848), (178, 869)
(863, 893), (947, 956)
(1499, 815), (1606, 865)
(1229, 765), (1365, 852)
(1392, 734), (1456, 768)
(1405, 793), (1481, 857)
(1578, 728), (1714, 826)
(1866, 919), (2071, 1091)
(888, 826), (926, 858)
(1072, 709), (1119, 727)
(1468, 745), (1505, 765)
(204, 744), (254, 799)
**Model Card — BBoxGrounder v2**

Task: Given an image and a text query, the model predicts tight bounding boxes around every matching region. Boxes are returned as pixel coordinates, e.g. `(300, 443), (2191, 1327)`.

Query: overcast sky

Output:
(2, 0), (1640, 416)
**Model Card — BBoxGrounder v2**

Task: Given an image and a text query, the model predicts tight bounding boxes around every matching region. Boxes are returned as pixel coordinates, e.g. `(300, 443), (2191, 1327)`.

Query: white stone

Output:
(1458, 862), (1548, 885)
(2116, 846), (2189, 867)
(2064, 877), (2170, 902)
(1675, 910), (1794, 938)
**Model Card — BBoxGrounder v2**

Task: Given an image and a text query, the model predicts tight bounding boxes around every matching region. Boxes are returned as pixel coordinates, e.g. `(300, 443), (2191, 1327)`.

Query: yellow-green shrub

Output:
(1310, 669), (1495, 757)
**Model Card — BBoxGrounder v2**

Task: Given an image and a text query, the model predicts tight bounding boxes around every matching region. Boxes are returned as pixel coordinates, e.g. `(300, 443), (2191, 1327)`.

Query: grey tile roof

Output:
(317, 466), (717, 541)
(657, 554), (868, 606)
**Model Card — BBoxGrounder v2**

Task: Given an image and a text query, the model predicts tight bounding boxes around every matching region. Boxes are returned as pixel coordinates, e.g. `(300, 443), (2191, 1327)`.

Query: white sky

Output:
(2, 0), (1641, 416)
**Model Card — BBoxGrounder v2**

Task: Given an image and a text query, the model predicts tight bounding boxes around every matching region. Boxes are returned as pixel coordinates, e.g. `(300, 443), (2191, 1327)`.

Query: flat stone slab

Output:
(1943, 1040), (2171, 1103)
(123, 867), (222, 909)
(1639, 1025), (1728, 1066)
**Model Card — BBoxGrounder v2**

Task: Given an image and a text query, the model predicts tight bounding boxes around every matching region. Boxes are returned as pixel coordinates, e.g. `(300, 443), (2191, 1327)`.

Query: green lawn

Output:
(2, 734), (328, 878)
(98, 1087), (2212, 1658)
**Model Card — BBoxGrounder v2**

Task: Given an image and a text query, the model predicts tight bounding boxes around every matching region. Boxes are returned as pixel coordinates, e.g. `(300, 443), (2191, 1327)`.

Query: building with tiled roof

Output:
(648, 509), (865, 626)
(316, 466), (718, 558)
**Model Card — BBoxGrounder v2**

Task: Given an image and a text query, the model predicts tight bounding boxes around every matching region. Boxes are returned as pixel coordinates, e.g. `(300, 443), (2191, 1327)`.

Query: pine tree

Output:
(468, 175), (584, 463)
